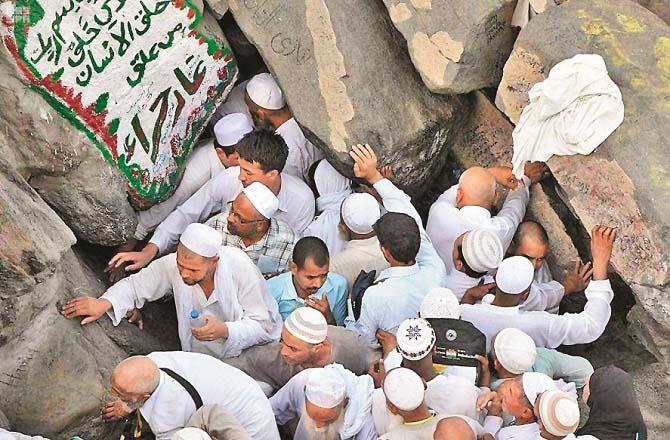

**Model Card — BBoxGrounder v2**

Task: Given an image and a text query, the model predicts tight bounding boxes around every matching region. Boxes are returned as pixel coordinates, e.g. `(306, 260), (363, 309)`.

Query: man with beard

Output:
(270, 364), (376, 440)
(62, 223), (282, 359)
(102, 352), (279, 440)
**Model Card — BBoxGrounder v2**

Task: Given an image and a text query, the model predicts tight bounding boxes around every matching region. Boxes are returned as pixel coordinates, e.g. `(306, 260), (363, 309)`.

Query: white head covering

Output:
(495, 256), (535, 294)
(383, 368), (425, 411)
(462, 229), (504, 273)
(341, 193), (381, 234)
(173, 428), (211, 440)
(494, 328), (537, 374)
(179, 223), (222, 257)
(396, 318), (436, 361)
(538, 390), (580, 436)
(522, 372), (556, 407)
(214, 113), (253, 147)
(246, 72), (285, 110)
(305, 368), (347, 409)
(314, 160), (352, 213)
(284, 307), (328, 344)
(420, 287), (461, 319)
(242, 182), (279, 219)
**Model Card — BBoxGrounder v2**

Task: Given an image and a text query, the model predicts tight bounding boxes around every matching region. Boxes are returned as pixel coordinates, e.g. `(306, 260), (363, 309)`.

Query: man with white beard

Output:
(270, 364), (377, 440)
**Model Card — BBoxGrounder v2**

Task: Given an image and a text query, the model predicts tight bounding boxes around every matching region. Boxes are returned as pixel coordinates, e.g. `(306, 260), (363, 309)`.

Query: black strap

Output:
(160, 367), (203, 410)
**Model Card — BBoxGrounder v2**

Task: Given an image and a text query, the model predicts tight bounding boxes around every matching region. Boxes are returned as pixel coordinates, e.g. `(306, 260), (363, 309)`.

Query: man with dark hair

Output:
(107, 129), (315, 274)
(267, 237), (348, 325)
(344, 144), (447, 346)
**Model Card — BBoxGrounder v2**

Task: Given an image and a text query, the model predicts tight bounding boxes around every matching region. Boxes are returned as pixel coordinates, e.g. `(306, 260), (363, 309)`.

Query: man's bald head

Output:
(456, 167), (498, 209)
(112, 356), (160, 397)
(434, 417), (475, 440)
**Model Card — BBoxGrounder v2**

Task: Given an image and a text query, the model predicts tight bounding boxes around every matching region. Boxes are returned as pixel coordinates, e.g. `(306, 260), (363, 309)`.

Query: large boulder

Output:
(495, 0), (670, 360)
(634, 0), (670, 25)
(228, 0), (467, 194)
(380, 0), (517, 94)
(0, 0), (238, 245)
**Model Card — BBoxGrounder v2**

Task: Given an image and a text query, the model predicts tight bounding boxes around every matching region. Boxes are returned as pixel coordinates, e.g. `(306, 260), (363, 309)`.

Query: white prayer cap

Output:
(495, 256), (534, 294)
(242, 182), (279, 219)
(173, 428), (211, 440)
(214, 113), (253, 147)
(341, 193), (381, 234)
(284, 307), (328, 345)
(305, 368), (347, 409)
(522, 372), (556, 407)
(246, 73), (285, 110)
(462, 229), (504, 273)
(538, 390), (580, 436)
(420, 287), (461, 319)
(383, 368), (425, 411)
(396, 318), (436, 361)
(179, 223), (222, 258)
(493, 328), (537, 374)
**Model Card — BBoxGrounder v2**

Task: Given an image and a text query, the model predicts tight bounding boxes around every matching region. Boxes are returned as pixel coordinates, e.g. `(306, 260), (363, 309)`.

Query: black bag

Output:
(426, 318), (487, 384)
(351, 270), (377, 320)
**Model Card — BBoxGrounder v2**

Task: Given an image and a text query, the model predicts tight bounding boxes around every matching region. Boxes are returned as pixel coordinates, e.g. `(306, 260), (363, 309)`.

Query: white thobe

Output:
(149, 166), (315, 252)
(135, 140), (224, 240)
(275, 117), (324, 180)
(459, 280), (614, 351)
(344, 179), (447, 346)
(213, 80), (253, 124)
(426, 177), (530, 272)
(140, 351), (279, 440)
(497, 423), (540, 440)
(101, 247), (282, 358)
(0, 430), (48, 440)
(521, 281), (564, 313)
(329, 237), (390, 293)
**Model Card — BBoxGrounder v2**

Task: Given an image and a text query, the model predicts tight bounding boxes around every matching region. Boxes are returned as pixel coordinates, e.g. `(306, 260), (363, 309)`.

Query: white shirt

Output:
(213, 80), (253, 124)
(426, 178), (530, 272)
(521, 281), (564, 313)
(150, 166), (315, 252)
(135, 140), (224, 240)
(344, 179), (447, 346)
(329, 237), (390, 293)
(498, 423), (541, 440)
(0, 430), (48, 440)
(141, 351), (279, 440)
(102, 247), (282, 358)
(275, 117), (324, 180)
(460, 279), (614, 351)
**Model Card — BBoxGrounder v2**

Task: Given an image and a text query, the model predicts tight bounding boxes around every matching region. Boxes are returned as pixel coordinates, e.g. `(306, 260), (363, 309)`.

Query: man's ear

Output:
(289, 261), (298, 276)
(386, 401), (400, 415)
(454, 257), (464, 271)
(492, 188), (501, 207)
(266, 168), (280, 179)
(380, 245), (393, 263)
(456, 186), (465, 208)
(521, 406), (535, 423)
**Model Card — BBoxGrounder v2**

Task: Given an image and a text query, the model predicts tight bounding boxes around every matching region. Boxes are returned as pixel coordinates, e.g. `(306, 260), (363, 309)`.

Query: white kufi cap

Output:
(179, 223), (222, 258)
(522, 372), (556, 407)
(494, 328), (537, 374)
(214, 113), (253, 147)
(462, 229), (504, 273)
(383, 368), (425, 411)
(173, 428), (211, 440)
(242, 182), (279, 219)
(538, 390), (580, 437)
(305, 368), (347, 409)
(246, 73), (285, 110)
(341, 193), (381, 234)
(420, 287), (461, 319)
(284, 307), (328, 344)
(396, 318), (436, 361)
(495, 256), (535, 294)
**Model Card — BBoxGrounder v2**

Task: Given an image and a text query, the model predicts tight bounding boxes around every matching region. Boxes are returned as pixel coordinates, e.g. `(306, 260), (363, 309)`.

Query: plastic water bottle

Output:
(190, 309), (206, 328)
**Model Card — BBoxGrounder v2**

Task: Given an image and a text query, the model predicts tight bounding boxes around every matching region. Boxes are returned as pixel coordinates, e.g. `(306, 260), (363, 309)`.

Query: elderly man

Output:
(103, 352), (279, 440)
(225, 307), (379, 395)
(107, 129), (315, 273)
(271, 365), (376, 440)
(534, 390), (584, 440)
(329, 192), (389, 292)
(267, 237), (348, 325)
(344, 145), (447, 346)
(446, 229), (503, 301)
(205, 181), (298, 275)
(427, 163), (548, 272)
(490, 328), (593, 391)
(108, 113), (253, 283)
(459, 225), (617, 351)
(63, 224), (282, 358)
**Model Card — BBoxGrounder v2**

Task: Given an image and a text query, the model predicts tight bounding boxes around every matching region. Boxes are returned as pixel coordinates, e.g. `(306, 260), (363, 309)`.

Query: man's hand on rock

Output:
(125, 308), (144, 330)
(61, 297), (112, 325)
(350, 144), (383, 185)
(191, 315), (229, 341)
(106, 243), (159, 276)
(561, 261), (593, 295)
(590, 225), (616, 281)
(487, 166), (519, 190)
(102, 399), (131, 422)
(524, 161), (550, 184)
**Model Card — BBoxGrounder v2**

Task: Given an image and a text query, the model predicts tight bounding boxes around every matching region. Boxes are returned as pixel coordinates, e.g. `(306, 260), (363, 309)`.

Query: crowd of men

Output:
(1, 73), (647, 440)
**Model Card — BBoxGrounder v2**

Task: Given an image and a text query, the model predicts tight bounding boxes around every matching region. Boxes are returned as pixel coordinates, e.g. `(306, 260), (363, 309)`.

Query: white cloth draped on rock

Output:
(511, 54), (624, 179)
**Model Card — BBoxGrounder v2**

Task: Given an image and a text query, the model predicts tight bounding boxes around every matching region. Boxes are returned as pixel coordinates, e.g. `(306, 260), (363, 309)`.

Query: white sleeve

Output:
(100, 255), (175, 325)
(481, 416), (503, 436)
(545, 280), (613, 348)
(149, 168), (240, 253)
(270, 371), (309, 425)
(345, 290), (380, 347)
(491, 177), (530, 251)
(354, 415), (378, 440)
(520, 281), (565, 313)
